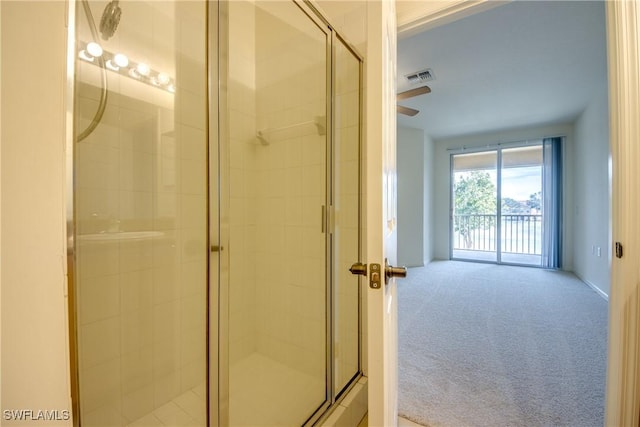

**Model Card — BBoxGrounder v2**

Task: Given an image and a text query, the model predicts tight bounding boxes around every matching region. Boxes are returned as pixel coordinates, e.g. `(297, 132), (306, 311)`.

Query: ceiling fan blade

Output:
(397, 85), (431, 100)
(397, 105), (419, 116)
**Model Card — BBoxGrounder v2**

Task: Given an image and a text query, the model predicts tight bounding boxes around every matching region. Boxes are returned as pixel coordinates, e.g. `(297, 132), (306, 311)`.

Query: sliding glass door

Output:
(451, 151), (498, 262)
(451, 142), (549, 267)
(500, 146), (543, 266)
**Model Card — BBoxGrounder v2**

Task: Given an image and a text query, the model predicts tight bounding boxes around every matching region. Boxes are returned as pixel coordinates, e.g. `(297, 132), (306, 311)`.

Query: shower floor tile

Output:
(128, 413), (163, 427)
(126, 354), (324, 426)
(126, 386), (204, 427)
(229, 353), (325, 426)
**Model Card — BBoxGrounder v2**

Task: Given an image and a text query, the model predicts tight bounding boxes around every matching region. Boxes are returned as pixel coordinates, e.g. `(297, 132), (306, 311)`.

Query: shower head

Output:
(99, 0), (121, 41)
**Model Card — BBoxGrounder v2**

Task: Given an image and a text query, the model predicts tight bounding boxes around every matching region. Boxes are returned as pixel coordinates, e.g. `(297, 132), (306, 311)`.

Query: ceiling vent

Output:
(405, 68), (435, 84)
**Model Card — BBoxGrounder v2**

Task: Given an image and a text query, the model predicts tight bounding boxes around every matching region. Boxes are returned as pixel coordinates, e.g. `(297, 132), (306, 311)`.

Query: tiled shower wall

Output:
(74, 2), (207, 425)
(228, 0), (258, 365)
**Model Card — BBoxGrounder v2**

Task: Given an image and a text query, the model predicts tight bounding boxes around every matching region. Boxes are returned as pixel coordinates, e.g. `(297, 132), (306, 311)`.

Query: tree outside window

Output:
(453, 170), (496, 248)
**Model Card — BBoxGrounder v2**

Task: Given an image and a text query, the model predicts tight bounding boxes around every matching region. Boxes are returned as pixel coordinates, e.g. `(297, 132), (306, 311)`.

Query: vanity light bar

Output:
(77, 41), (175, 94)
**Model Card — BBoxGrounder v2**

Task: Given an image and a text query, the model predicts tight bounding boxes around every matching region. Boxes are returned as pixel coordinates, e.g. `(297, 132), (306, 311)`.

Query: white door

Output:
(604, 1), (640, 425)
(365, 1), (403, 426)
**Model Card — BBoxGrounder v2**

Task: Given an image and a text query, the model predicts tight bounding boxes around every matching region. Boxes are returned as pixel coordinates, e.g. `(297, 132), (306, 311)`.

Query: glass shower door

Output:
(72, 1), (208, 425)
(333, 36), (361, 396)
(225, 1), (329, 425)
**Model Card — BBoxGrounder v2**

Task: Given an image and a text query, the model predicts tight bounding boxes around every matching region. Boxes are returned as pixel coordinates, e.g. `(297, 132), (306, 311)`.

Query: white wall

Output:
(0, 2), (72, 425)
(433, 124), (575, 270)
(397, 126), (434, 267)
(398, 127), (425, 267)
(423, 133), (435, 264)
(573, 85), (610, 297)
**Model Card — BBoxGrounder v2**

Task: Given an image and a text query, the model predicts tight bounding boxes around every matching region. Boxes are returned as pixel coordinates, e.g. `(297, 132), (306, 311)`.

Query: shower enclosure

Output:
(70, 0), (209, 425)
(68, 1), (363, 425)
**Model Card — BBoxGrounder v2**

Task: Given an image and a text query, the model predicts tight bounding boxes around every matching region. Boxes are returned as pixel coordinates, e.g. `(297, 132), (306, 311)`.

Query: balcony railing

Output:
(453, 214), (542, 255)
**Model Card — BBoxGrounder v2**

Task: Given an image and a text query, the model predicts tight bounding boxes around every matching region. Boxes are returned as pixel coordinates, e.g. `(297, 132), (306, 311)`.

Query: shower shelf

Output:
(255, 115), (326, 145)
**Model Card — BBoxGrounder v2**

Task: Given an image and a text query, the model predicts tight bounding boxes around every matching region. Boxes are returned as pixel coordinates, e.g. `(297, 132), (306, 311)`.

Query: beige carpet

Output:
(398, 261), (607, 427)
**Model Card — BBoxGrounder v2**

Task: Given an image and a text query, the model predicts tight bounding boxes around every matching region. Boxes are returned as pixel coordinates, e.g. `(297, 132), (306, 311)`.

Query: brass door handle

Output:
(385, 259), (407, 284)
(211, 245), (223, 252)
(350, 261), (407, 287)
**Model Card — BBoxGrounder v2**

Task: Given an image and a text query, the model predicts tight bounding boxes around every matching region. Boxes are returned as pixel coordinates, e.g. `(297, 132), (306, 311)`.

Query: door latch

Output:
(350, 262), (381, 289)
(349, 262), (367, 276)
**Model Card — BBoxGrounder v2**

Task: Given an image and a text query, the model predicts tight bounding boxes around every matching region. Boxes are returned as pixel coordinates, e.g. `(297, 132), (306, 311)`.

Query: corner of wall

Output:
(423, 131), (435, 264)
(571, 84), (611, 296)
(397, 127), (425, 267)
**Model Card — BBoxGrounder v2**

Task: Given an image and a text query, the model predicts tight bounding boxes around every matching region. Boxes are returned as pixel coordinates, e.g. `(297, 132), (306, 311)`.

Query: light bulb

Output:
(157, 73), (170, 85)
(136, 63), (150, 77)
(86, 42), (103, 58)
(167, 84), (176, 93)
(114, 53), (129, 67)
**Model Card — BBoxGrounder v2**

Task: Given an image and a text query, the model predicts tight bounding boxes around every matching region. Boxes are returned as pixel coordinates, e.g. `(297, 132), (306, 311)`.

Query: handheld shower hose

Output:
(77, 0), (122, 142)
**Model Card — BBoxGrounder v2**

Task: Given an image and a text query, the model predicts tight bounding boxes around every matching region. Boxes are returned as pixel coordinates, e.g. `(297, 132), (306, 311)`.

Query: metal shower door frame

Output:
(216, 0), (365, 425)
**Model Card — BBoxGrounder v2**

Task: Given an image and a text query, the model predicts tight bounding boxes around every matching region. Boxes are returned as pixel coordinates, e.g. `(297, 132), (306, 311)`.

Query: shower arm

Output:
(76, 0), (109, 142)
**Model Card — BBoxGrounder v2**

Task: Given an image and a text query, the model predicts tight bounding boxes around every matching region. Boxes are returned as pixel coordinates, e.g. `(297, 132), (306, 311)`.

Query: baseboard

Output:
(403, 262), (425, 268)
(575, 274), (609, 301)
